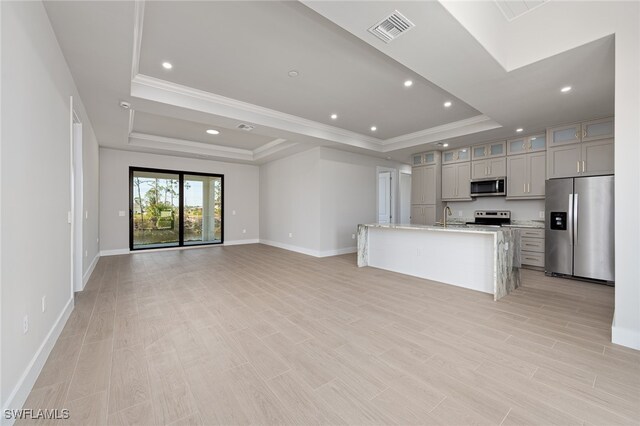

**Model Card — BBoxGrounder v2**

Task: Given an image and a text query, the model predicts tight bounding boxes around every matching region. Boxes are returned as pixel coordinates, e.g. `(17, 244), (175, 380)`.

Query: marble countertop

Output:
(361, 223), (514, 235)
(502, 220), (545, 229)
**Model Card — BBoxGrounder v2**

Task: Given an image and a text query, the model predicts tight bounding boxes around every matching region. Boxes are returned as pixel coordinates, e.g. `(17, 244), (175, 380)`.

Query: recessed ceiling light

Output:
(371, 126), (377, 132)
(330, 113), (338, 120)
(404, 80), (413, 87)
(288, 70), (299, 78)
(516, 128), (524, 133)
(443, 101), (452, 108)
(206, 129), (220, 135)
(561, 86), (572, 93)
(162, 62), (173, 70)
(443, 143), (449, 147)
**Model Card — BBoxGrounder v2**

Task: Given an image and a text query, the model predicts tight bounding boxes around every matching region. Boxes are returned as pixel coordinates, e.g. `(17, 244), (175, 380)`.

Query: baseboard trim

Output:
(224, 239), (259, 246)
(100, 248), (129, 256)
(81, 253), (100, 290)
(1, 297), (74, 426)
(259, 240), (356, 258)
(612, 325), (640, 350)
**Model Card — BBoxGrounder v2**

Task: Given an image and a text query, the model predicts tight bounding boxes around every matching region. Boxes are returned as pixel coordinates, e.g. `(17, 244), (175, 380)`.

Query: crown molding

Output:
(380, 115), (503, 152)
(128, 132), (296, 162)
(131, 0), (145, 81)
(131, 74), (385, 151)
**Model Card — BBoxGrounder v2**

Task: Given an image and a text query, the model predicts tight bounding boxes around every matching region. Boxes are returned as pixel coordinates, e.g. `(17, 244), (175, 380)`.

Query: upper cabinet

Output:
(471, 158), (507, 180)
(471, 141), (506, 160)
(506, 152), (546, 199)
(442, 147), (471, 164)
(442, 163), (472, 201)
(547, 117), (614, 178)
(412, 151), (438, 166)
(507, 134), (546, 155)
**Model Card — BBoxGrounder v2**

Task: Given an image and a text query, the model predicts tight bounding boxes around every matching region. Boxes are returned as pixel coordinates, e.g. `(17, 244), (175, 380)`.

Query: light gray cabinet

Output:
(471, 141), (506, 160)
(442, 163), (471, 201)
(507, 134), (546, 155)
(506, 152), (545, 199)
(412, 151), (438, 166)
(582, 117), (614, 142)
(410, 205), (436, 226)
(582, 139), (614, 176)
(442, 147), (471, 164)
(471, 157), (506, 179)
(516, 228), (545, 268)
(410, 152), (443, 225)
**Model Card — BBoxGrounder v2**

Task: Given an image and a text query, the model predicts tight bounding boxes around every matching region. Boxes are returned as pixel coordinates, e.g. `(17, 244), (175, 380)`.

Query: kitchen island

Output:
(357, 223), (520, 300)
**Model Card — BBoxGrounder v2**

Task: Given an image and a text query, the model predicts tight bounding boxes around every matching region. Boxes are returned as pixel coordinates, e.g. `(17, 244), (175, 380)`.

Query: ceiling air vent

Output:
(236, 123), (255, 131)
(368, 10), (415, 43)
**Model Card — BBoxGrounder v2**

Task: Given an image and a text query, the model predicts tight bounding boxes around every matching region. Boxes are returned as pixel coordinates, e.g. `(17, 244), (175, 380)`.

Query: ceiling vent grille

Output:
(236, 123), (255, 131)
(368, 10), (415, 43)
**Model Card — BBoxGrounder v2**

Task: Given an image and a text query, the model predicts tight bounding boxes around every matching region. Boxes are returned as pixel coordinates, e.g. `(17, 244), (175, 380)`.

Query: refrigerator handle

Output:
(574, 193), (579, 245)
(568, 193), (574, 246)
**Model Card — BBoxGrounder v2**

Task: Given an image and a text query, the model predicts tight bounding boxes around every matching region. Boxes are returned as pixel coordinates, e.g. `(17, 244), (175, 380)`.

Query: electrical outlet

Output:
(242, 229), (246, 234)
(42, 296), (46, 313)
(67, 211), (72, 223)
(23, 315), (29, 334)
(458, 211), (463, 217)
(85, 211), (88, 219)
(118, 211), (125, 217)
(97, 238), (99, 243)
(539, 211), (545, 219)
(351, 234), (356, 240)
(288, 233), (293, 238)
(232, 210), (236, 216)
(85, 250), (88, 257)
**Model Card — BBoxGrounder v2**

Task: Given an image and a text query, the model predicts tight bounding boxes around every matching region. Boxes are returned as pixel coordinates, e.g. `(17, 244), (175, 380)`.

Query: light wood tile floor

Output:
(20, 244), (640, 425)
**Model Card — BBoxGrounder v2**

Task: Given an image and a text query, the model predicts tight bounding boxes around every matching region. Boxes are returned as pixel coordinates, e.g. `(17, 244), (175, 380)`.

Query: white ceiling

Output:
(43, 1), (614, 165)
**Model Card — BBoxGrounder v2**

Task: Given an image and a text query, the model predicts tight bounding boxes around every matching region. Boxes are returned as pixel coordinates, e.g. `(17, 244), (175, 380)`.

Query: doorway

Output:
(129, 167), (223, 250)
(399, 172), (411, 224)
(71, 107), (83, 292)
(376, 167), (396, 224)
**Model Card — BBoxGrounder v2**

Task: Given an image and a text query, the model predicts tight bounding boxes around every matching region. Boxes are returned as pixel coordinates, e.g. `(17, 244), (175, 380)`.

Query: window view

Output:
(184, 174), (223, 245)
(130, 168), (223, 250)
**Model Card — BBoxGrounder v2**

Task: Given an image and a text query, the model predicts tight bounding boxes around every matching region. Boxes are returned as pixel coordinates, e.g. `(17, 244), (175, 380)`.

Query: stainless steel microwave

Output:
(470, 177), (506, 197)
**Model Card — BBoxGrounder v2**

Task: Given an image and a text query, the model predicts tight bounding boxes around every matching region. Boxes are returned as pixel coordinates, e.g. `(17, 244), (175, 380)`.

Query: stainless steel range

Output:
(466, 210), (511, 227)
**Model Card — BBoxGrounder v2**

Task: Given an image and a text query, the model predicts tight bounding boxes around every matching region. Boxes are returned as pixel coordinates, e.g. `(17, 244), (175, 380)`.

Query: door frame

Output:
(69, 96), (83, 294)
(399, 171), (412, 224)
(376, 166), (397, 224)
(129, 166), (224, 250)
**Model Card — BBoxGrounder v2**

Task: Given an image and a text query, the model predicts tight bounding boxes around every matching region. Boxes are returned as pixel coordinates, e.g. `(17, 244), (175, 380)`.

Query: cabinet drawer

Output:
(521, 251), (544, 267)
(521, 237), (544, 253)
(519, 228), (544, 238)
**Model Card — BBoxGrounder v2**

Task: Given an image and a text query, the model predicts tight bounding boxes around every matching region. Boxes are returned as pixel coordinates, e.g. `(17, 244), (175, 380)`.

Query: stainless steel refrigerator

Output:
(545, 175), (614, 283)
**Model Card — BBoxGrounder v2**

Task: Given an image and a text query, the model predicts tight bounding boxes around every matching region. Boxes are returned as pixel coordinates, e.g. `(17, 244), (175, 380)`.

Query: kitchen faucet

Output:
(443, 206), (452, 227)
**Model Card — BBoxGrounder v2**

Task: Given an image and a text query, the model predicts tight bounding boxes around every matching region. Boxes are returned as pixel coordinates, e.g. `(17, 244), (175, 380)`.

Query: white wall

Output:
(259, 148), (322, 255)
(446, 198), (544, 222)
(1, 0), (100, 416)
(259, 146), (410, 256)
(99, 148), (259, 253)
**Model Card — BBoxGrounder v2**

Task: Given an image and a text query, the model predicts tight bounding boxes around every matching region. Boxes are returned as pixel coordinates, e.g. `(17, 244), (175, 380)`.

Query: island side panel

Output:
(367, 227), (495, 295)
(494, 229), (521, 300)
(357, 224), (369, 267)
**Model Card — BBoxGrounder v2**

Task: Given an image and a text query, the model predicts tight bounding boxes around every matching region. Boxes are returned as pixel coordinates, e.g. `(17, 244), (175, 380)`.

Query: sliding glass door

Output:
(130, 168), (223, 250)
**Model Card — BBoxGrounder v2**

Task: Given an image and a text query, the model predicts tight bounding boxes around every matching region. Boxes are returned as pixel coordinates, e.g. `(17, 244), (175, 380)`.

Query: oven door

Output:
(470, 178), (506, 197)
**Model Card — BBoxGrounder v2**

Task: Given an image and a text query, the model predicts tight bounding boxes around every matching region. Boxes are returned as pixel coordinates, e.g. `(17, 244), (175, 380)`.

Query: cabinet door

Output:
(424, 152), (436, 165)
(528, 152), (546, 197)
(488, 141), (506, 157)
(507, 137), (528, 155)
(411, 167), (424, 204)
(456, 163), (471, 199)
(457, 148), (470, 162)
(412, 154), (423, 166)
(548, 124), (581, 146)
(528, 134), (546, 152)
(582, 139), (614, 176)
(507, 155), (527, 197)
(424, 205), (436, 226)
(488, 158), (507, 178)
(410, 205), (424, 225)
(441, 165), (457, 199)
(582, 117), (614, 142)
(471, 160), (489, 180)
(472, 145), (487, 160)
(547, 145), (581, 179)
(423, 165), (437, 204)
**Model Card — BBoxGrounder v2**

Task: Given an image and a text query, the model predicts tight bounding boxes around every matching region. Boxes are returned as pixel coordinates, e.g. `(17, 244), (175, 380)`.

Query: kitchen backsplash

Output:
(446, 198), (545, 221)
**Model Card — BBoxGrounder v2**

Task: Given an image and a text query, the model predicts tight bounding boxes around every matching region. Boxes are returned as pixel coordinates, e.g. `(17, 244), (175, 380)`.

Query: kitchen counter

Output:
(357, 223), (520, 300)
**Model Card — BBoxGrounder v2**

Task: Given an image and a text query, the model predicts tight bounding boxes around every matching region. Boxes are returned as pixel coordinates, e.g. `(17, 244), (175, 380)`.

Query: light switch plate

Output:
(118, 211), (125, 217)
(539, 211), (545, 219)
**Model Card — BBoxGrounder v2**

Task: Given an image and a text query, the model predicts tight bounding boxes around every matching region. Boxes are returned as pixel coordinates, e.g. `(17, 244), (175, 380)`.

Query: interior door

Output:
(573, 176), (615, 281)
(378, 171), (392, 223)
